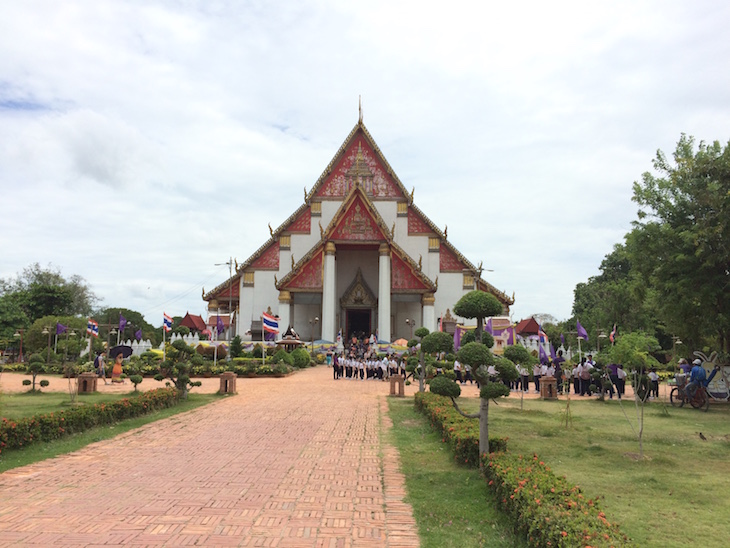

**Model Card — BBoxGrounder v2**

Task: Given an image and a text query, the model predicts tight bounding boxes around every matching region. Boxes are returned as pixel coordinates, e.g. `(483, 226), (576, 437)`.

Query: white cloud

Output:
(2, 0), (730, 326)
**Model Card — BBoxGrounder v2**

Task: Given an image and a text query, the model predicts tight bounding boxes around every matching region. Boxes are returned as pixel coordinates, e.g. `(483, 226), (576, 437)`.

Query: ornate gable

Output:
(407, 208), (434, 235)
(439, 242), (467, 272)
(282, 249), (323, 291)
(389, 246), (436, 293)
(312, 125), (408, 201)
(328, 191), (389, 242)
(250, 241), (280, 270)
(286, 207), (311, 234)
(340, 268), (377, 308)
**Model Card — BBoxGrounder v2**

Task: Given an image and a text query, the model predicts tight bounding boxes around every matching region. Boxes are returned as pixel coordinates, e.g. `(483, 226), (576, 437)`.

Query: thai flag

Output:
(609, 323), (617, 343)
(538, 326), (549, 344)
(163, 313), (173, 332)
(87, 319), (99, 337)
(262, 311), (279, 334)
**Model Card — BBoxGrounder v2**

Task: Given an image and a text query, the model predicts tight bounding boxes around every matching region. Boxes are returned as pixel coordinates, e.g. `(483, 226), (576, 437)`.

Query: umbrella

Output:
(109, 345), (133, 359)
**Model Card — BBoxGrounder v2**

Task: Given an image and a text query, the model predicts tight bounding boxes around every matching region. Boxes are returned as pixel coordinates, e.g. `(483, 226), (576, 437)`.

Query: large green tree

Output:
(0, 263), (97, 339)
(630, 135), (730, 352)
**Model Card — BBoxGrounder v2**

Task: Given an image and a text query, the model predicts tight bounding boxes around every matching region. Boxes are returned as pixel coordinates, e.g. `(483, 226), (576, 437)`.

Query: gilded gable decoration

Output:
(314, 133), (406, 200)
(340, 268), (377, 309)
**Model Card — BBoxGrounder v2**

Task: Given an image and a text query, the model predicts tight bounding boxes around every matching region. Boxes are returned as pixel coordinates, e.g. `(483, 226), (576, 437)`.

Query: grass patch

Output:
(455, 395), (730, 547)
(0, 393), (219, 473)
(388, 397), (525, 548)
(1, 390), (134, 420)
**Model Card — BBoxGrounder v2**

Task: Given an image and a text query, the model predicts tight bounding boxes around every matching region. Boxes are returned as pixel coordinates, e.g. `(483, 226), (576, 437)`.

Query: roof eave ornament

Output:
(358, 95), (363, 124)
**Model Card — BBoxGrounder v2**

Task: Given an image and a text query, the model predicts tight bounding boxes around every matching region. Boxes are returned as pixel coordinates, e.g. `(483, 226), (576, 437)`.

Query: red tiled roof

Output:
(181, 313), (206, 332)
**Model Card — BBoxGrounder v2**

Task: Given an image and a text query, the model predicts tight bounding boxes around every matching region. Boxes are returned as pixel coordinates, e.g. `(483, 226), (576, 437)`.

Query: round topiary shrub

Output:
(429, 375), (461, 398)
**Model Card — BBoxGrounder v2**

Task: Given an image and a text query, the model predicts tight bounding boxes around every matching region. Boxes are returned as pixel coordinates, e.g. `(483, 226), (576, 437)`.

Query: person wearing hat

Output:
(685, 358), (706, 400)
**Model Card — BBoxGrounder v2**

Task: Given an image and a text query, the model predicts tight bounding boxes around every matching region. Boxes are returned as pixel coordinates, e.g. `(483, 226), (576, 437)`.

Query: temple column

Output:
(378, 243), (391, 342)
(321, 242), (337, 342)
(422, 293), (435, 333)
(278, 290), (291, 340)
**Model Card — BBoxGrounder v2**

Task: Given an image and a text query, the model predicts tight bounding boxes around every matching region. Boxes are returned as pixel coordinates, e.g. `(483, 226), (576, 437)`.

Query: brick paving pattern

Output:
(0, 367), (419, 547)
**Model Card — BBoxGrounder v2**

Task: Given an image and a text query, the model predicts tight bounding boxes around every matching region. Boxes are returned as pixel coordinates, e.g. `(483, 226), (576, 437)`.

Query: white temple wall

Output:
(434, 272), (477, 329)
(292, 301), (322, 342)
(373, 201), (397, 229)
(392, 299), (422, 339)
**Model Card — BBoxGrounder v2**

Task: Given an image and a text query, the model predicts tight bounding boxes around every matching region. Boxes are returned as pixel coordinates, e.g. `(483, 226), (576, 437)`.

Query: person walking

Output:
(94, 351), (108, 385)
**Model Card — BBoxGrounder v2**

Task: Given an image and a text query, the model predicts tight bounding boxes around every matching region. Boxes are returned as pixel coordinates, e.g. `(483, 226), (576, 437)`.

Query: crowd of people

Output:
(330, 332), (405, 381)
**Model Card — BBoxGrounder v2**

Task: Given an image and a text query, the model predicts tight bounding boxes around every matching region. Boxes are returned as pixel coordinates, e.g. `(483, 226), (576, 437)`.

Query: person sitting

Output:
(685, 359), (706, 400)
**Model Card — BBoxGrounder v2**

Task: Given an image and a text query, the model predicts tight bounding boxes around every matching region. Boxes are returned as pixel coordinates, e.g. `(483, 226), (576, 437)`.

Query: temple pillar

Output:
(422, 293), (435, 333)
(322, 242), (337, 342)
(278, 290), (291, 340)
(378, 243), (391, 342)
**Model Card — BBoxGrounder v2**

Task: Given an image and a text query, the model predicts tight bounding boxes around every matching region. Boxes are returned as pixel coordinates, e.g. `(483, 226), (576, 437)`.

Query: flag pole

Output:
(261, 314), (265, 367)
(163, 323), (166, 363)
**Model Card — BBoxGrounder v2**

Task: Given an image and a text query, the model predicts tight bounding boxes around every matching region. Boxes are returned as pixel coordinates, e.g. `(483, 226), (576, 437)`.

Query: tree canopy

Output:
(572, 134), (730, 357)
(454, 291), (503, 343)
(0, 263), (97, 339)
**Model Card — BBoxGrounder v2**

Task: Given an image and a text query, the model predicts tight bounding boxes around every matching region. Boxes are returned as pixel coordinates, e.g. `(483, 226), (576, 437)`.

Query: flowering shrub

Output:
(415, 392), (628, 546)
(0, 388), (179, 455)
(414, 392), (507, 466)
(482, 452), (629, 547)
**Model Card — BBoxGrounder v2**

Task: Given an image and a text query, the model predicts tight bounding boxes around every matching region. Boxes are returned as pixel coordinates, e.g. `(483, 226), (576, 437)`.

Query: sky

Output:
(1, 0), (729, 328)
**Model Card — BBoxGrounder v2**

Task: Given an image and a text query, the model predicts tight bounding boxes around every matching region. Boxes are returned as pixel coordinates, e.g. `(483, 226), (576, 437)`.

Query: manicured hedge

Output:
(0, 388), (179, 455)
(482, 452), (629, 547)
(413, 392), (628, 547)
(414, 392), (507, 466)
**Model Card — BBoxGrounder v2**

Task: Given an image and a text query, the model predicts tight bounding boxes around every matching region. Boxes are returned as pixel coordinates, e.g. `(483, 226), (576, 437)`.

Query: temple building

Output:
(203, 116), (513, 343)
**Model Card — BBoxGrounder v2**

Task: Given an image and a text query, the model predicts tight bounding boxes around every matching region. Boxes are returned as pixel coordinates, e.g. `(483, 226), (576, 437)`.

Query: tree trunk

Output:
(418, 349), (425, 392)
(479, 396), (489, 467)
(476, 317), (483, 342)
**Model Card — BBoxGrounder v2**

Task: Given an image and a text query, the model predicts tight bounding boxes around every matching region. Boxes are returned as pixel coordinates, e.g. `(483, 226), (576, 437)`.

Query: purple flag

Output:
(539, 344), (549, 364)
(486, 318), (493, 335)
(135, 329), (142, 341)
(550, 343), (557, 359)
(560, 333), (565, 346)
(216, 315), (224, 335)
(576, 320), (589, 341)
(56, 323), (67, 335)
(119, 314), (127, 332)
(453, 325), (462, 351)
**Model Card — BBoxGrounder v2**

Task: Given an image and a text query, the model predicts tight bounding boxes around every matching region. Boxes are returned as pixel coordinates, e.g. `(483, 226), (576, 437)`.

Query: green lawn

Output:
(388, 397), (526, 548)
(0, 391), (219, 473)
(454, 394), (730, 548)
(1, 389), (133, 420)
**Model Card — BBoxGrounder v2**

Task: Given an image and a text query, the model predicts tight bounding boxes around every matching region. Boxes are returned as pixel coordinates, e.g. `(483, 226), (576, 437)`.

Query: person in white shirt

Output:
(572, 364), (581, 394)
(533, 364), (542, 393)
(454, 359), (463, 383)
(648, 368), (659, 398)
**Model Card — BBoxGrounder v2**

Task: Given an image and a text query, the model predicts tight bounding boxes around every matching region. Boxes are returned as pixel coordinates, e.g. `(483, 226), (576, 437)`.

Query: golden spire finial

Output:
(359, 95), (363, 124)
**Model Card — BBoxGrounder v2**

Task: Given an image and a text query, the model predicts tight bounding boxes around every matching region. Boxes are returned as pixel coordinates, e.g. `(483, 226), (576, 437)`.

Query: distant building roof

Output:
(515, 317), (540, 336)
(181, 313), (206, 332)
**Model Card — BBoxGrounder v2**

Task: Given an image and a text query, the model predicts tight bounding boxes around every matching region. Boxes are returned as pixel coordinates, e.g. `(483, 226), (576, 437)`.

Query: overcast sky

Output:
(1, 0), (729, 328)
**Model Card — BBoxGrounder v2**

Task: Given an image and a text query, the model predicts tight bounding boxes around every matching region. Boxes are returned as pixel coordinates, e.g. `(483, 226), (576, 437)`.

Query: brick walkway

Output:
(0, 367), (420, 547)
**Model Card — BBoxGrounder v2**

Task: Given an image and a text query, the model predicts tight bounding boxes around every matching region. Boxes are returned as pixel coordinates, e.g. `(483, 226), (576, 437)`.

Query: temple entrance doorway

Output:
(346, 309), (371, 340)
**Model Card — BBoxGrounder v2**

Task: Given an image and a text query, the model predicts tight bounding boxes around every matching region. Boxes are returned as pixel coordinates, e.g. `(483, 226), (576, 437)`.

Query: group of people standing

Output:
(331, 353), (405, 381)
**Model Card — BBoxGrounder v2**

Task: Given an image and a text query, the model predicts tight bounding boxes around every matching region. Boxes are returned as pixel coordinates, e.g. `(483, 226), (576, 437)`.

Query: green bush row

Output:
(414, 392), (507, 466)
(412, 392), (627, 547)
(482, 451), (629, 547)
(0, 388), (179, 455)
